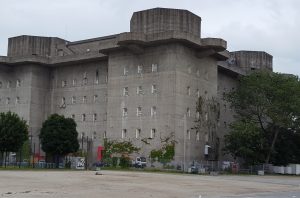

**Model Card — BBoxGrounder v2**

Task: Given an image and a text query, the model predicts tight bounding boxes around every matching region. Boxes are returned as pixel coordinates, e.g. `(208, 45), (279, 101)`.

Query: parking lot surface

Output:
(0, 170), (299, 198)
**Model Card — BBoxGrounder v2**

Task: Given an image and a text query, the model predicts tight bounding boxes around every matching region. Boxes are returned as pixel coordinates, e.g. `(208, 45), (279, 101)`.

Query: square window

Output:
(123, 87), (129, 96)
(151, 106), (156, 117)
(7, 81), (11, 89)
(187, 86), (191, 96)
(61, 97), (66, 106)
(122, 108), (128, 117)
(196, 89), (200, 98)
(137, 65), (143, 74)
(82, 114), (86, 122)
(136, 128), (141, 139)
(62, 80), (67, 87)
(15, 97), (20, 104)
(72, 96), (76, 104)
(122, 129), (127, 139)
(151, 84), (157, 94)
(95, 70), (99, 84)
(16, 79), (21, 87)
(92, 131), (97, 140)
(187, 108), (191, 117)
(137, 107), (142, 116)
(93, 113), (97, 121)
(150, 129), (156, 139)
(83, 96), (87, 103)
(151, 64), (158, 72)
(196, 131), (200, 141)
(137, 86), (143, 95)
(196, 112), (200, 119)
(72, 79), (77, 86)
(83, 72), (88, 85)
(187, 130), (191, 140)
(123, 67), (128, 76)
(93, 95), (98, 102)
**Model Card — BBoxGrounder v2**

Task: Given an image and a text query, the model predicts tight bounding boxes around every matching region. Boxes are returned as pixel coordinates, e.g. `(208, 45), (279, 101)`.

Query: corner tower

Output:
(130, 8), (201, 37)
(103, 8), (228, 168)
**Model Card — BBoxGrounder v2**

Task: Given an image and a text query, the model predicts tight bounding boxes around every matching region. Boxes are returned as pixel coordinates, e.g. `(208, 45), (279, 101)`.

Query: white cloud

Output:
(0, 0), (299, 75)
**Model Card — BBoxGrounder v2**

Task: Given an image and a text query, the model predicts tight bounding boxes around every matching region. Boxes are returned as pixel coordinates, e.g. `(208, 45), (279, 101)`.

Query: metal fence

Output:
(0, 162), (62, 169)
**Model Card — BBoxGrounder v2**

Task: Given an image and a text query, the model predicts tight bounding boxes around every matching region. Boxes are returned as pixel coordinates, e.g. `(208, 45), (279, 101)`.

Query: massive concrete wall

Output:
(130, 8), (201, 37)
(217, 70), (238, 161)
(0, 8), (274, 166)
(7, 35), (66, 57)
(229, 51), (273, 72)
(49, 61), (108, 150)
(173, 45), (218, 164)
(106, 44), (177, 157)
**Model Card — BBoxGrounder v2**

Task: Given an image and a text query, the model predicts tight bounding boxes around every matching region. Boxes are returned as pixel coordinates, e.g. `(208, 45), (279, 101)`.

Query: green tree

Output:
(270, 128), (300, 165)
(0, 111), (28, 165)
(224, 120), (266, 165)
(193, 96), (220, 160)
(39, 114), (79, 167)
(103, 138), (140, 167)
(226, 71), (300, 164)
(150, 133), (176, 164)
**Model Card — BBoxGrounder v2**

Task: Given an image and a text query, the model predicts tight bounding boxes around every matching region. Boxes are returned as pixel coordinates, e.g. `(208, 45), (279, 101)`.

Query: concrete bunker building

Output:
(0, 8), (272, 165)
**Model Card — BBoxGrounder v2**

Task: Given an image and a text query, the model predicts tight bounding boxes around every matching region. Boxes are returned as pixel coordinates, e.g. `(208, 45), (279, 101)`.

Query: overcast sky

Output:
(0, 0), (299, 75)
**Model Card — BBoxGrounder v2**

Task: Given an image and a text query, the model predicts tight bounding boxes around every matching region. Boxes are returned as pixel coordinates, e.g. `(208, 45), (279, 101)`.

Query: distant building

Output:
(0, 8), (272, 166)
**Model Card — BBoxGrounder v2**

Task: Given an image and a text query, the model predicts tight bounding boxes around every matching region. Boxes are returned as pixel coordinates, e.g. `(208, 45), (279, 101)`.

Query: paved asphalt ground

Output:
(0, 170), (299, 198)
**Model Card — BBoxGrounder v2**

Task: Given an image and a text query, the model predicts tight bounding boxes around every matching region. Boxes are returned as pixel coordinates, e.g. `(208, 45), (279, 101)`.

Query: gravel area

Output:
(0, 170), (299, 198)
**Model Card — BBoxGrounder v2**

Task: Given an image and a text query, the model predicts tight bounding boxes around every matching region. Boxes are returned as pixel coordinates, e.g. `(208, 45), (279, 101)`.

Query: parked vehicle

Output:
(132, 157), (147, 168)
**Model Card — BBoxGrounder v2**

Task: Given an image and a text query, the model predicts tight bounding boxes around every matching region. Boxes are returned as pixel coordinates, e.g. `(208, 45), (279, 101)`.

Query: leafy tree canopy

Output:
(0, 111), (28, 153)
(39, 114), (79, 156)
(224, 120), (266, 165)
(103, 139), (140, 158)
(226, 71), (300, 164)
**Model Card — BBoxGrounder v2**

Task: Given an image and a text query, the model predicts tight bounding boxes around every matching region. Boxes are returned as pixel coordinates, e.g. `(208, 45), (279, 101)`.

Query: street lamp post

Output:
(32, 142), (35, 168)
(29, 133), (33, 168)
(183, 114), (187, 172)
(81, 133), (84, 155)
(86, 136), (89, 170)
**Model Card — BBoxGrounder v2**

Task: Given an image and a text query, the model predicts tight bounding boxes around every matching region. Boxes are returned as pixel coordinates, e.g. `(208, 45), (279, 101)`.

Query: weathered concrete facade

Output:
(0, 8), (272, 166)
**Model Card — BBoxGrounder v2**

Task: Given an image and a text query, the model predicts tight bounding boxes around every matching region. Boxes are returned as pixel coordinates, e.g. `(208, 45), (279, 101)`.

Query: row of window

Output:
(122, 106), (157, 117)
(0, 80), (21, 89)
(122, 106), (204, 119)
(71, 113), (99, 122)
(0, 97), (21, 105)
(121, 128), (157, 139)
(121, 129), (202, 141)
(123, 85), (157, 96)
(123, 84), (207, 98)
(186, 130), (201, 141)
(79, 131), (105, 140)
(60, 95), (99, 107)
(78, 130), (209, 142)
(123, 64), (158, 76)
(125, 64), (205, 77)
(123, 85), (204, 97)
(60, 70), (108, 88)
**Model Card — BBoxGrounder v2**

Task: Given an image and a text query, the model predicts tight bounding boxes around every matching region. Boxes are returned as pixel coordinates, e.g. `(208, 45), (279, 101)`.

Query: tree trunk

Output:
(265, 127), (280, 164)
